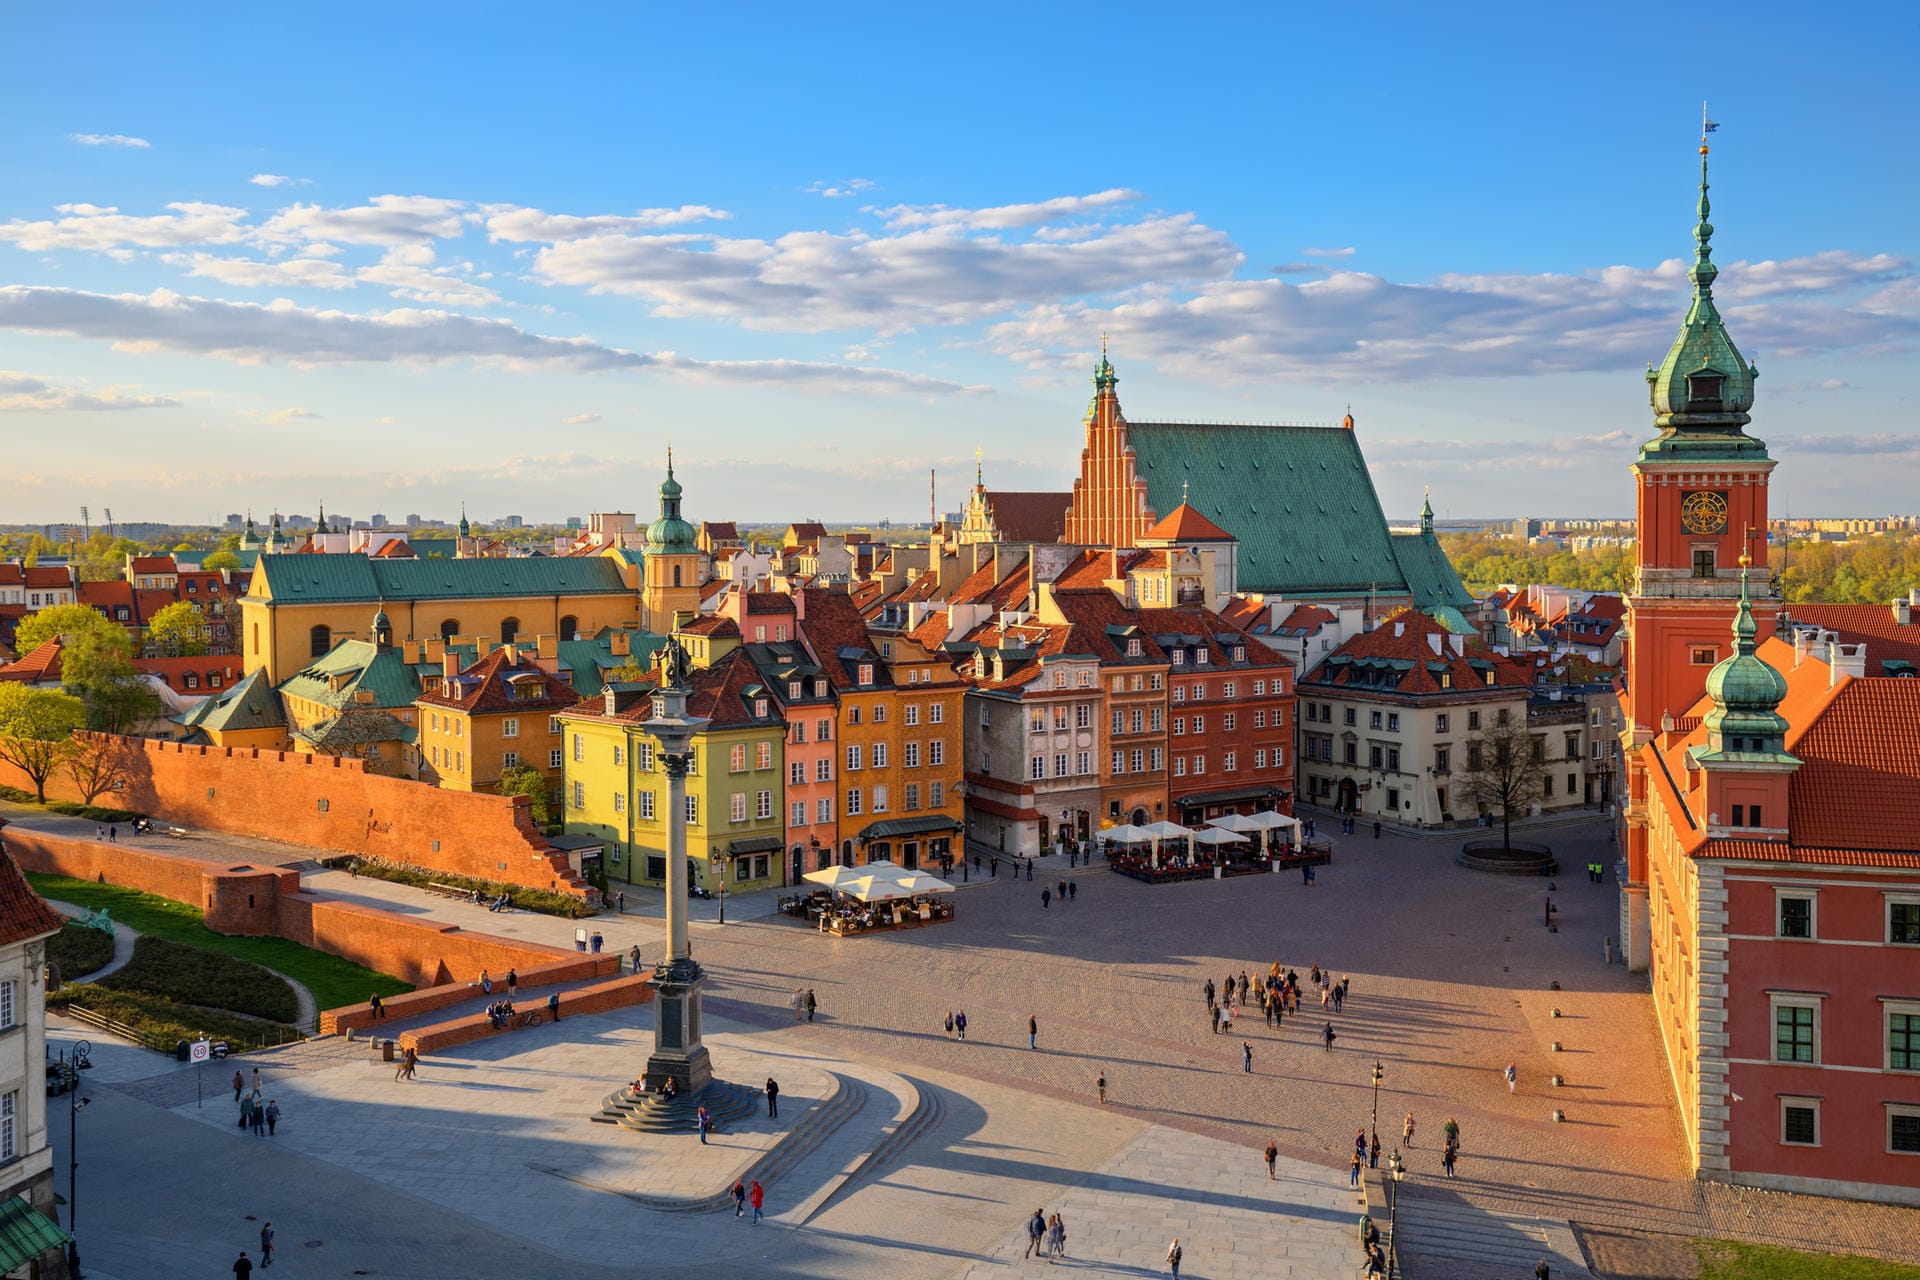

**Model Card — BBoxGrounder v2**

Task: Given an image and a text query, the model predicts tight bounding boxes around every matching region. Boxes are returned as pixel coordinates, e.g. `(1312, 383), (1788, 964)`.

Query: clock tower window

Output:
(1692, 547), (1716, 579)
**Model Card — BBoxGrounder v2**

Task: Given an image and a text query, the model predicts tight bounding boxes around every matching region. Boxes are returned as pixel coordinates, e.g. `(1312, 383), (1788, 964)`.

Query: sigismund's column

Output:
(641, 638), (713, 1094)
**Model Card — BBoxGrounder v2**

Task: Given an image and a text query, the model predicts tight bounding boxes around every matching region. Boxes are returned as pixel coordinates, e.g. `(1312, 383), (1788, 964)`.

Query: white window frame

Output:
(502, 718), (519, 739)
(1769, 991), (1824, 1065)
(1780, 1096), (1821, 1148)
(731, 792), (748, 822)
(502, 751), (519, 769)
(0, 1090), (13, 1162)
(549, 748), (564, 770)
(640, 792), (655, 820)
(1886, 999), (1920, 1074)
(757, 789), (773, 820)
(1889, 1103), (1920, 1156)
(1888, 893), (1920, 946)
(0, 980), (13, 1030)
(1776, 888), (1818, 941)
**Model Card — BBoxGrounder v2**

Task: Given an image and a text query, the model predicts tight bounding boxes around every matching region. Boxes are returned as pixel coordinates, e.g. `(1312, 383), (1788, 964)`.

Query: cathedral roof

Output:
(978, 491), (1072, 544)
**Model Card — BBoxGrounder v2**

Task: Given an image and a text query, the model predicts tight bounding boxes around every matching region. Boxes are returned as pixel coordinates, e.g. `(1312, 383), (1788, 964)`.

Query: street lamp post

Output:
(67, 1087), (91, 1277)
(1370, 1059), (1384, 1155)
(1386, 1148), (1405, 1278)
(717, 869), (727, 926)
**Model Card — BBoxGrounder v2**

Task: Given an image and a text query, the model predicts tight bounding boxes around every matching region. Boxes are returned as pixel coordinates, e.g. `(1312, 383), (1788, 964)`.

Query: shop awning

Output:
(1176, 784), (1288, 808)
(854, 815), (963, 842)
(727, 835), (784, 855)
(0, 1197), (69, 1271)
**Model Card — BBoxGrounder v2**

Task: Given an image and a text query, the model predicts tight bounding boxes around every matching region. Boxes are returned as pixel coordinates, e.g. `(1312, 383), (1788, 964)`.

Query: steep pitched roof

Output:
(1782, 675), (1920, 852)
(252, 553), (627, 604)
(1136, 605), (1290, 671)
(1140, 503), (1234, 543)
(980, 491), (1072, 544)
(1305, 607), (1527, 696)
(278, 641), (423, 710)
(1782, 603), (1920, 669)
(0, 848), (63, 948)
(175, 667), (286, 733)
(415, 648), (582, 715)
(1389, 530), (1476, 611)
(1126, 422), (1432, 599)
(0, 640), (63, 684)
(797, 588), (891, 690)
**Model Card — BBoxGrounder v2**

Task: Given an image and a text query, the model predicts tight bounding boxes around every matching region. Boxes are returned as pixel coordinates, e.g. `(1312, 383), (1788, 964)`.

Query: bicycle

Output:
(512, 1011), (544, 1029)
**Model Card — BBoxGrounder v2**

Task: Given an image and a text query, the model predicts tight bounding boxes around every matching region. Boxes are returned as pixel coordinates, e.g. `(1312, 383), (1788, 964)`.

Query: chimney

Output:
(503, 643), (519, 667)
(610, 631), (631, 658)
(1793, 626), (1818, 668)
(1896, 597), (1913, 627)
(1829, 640), (1867, 685)
(442, 653), (459, 679)
(537, 632), (558, 659)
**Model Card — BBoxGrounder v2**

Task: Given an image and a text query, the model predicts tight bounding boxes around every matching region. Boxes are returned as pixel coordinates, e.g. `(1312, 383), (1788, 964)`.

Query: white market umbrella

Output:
(891, 871), (956, 895)
(1102, 824), (1153, 845)
(1189, 827), (1244, 847)
(1208, 813), (1264, 835)
(1142, 821), (1189, 841)
(803, 865), (863, 890)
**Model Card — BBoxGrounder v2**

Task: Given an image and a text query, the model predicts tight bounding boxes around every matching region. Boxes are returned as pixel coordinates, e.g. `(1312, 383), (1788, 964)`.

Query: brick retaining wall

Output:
(398, 975), (654, 1056)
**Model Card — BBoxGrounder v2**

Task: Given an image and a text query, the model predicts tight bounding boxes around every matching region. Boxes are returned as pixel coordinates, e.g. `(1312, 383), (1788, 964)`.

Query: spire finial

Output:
(975, 445), (983, 487)
(1182, 478), (1190, 505)
(1691, 111), (1721, 294)
(666, 442), (674, 477)
(1100, 331), (1108, 359)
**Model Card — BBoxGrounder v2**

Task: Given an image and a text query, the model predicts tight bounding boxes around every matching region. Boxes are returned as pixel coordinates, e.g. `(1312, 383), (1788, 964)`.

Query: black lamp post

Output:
(67, 1089), (91, 1277)
(717, 864), (727, 926)
(1370, 1059), (1384, 1152)
(1386, 1147), (1405, 1278)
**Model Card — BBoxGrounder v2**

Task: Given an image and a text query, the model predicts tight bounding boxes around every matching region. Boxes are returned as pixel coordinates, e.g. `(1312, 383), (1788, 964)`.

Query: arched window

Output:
(500, 617), (520, 646)
(559, 615), (577, 642)
(440, 618), (461, 641)
(672, 565), (683, 588)
(309, 625), (332, 658)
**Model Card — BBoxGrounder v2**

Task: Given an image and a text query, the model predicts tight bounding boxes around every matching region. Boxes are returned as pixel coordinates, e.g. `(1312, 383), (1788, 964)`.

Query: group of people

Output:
(730, 1177), (767, 1223)
(485, 1000), (519, 1029)
(1204, 962), (1348, 1039)
(787, 987), (818, 1021)
(1037, 879), (1078, 909)
(230, 1068), (280, 1137)
(1024, 1207), (1070, 1262)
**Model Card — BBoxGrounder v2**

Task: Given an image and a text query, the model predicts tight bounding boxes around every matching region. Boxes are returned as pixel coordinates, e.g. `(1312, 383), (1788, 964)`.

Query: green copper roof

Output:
(645, 458), (698, 555)
(174, 666), (286, 733)
(556, 632), (668, 696)
(0, 1195), (69, 1270)
(1127, 422), (1468, 603)
(253, 554), (627, 604)
(279, 640), (424, 710)
(1700, 561), (1793, 756)
(1640, 145), (1768, 466)
(1390, 531), (1476, 613)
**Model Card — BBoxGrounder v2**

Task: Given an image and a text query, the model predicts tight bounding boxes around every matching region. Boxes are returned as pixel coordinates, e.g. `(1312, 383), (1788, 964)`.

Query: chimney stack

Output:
(442, 653), (459, 679)
(1829, 640), (1867, 685)
(610, 631), (631, 658)
(1896, 597), (1913, 627)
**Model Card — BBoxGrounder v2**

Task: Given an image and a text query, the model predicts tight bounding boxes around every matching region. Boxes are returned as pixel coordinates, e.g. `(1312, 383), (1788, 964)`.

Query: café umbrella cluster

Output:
(783, 859), (958, 935)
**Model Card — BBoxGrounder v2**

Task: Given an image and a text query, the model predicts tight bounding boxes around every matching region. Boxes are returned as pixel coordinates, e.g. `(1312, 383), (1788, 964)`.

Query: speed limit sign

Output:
(190, 1039), (211, 1063)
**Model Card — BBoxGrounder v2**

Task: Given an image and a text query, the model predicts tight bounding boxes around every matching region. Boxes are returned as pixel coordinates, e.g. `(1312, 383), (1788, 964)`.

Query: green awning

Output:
(855, 815), (963, 842)
(727, 835), (784, 855)
(0, 1197), (69, 1270)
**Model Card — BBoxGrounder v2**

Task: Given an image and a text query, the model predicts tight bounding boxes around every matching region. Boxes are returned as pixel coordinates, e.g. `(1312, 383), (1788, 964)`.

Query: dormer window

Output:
(1232, 645), (1246, 662)
(858, 663), (874, 686)
(1127, 638), (1142, 657)
(1685, 371), (1725, 408)
(755, 698), (769, 718)
(1196, 650), (1210, 666)
(1171, 650), (1185, 666)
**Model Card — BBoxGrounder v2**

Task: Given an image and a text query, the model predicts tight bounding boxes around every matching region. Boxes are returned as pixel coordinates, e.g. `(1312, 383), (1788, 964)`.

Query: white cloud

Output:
(71, 133), (149, 149)
(526, 211), (1241, 333)
(0, 285), (984, 394)
(983, 251), (1918, 383)
(1303, 246), (1356, 259)
(480, 204), (730, 242)
(248, 174), (310, 187)
(0, 370), (179, 412)
(259, 407), (320, 424)
(559, 412), (601, 425)
(163, 252), (355, 291)
(875, 188), (1142, 231)
(160, 246), (499, 306)
(258, 195), (466, 246)
(807, 179), (875, 199)
(0, 202), (252, 251)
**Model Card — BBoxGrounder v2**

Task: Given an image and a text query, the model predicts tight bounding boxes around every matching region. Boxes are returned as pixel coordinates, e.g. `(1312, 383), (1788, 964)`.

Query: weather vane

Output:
(1701, 102), (1719, 144)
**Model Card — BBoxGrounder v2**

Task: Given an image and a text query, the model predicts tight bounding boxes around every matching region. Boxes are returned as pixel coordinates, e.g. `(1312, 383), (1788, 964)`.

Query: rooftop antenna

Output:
(103, 507), (114, 539)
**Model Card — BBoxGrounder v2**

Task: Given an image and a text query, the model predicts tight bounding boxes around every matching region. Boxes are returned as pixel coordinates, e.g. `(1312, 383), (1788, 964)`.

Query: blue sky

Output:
(2, 2), (1915, 528)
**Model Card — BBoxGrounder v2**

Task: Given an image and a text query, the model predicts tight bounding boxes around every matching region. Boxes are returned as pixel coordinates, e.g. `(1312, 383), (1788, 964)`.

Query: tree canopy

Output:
(201, 550), (240, 571)
(146, 601), (209, 656)
(0, 684), (87, 801)
(14, 603), (117, 655)
(498, 765), (554, 828)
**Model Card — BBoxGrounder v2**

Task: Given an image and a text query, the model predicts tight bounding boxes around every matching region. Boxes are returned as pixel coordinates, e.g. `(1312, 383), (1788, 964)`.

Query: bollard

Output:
(1551, 1074), (1564, 1087)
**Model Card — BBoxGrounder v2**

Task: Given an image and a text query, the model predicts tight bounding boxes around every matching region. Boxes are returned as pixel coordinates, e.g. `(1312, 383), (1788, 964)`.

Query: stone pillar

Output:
(641, 670), (713, 1095)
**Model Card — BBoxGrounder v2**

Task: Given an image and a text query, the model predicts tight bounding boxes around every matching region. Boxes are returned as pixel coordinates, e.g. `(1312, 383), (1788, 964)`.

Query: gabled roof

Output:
(0, 640), (63, 684)
(1389, 530), (1476, 612)
(0, 849), (63, 949)
(136, 655), (243, 693)
(1305, 607), (1527, 696)
(1137, 605), (1290, 670)
(128, 556), (176, 574)
(252, 553), (627, 604)
(979, 491), (1072, 544)
(1140, 502), (1234, 543)
(176, 666), (286, 733)
(278, 641), (423, 710)
(416, 648), (582, 715)
(797, 588), (891, 690)
(370, 537), (417, 558)
(559, 647), (780, 733)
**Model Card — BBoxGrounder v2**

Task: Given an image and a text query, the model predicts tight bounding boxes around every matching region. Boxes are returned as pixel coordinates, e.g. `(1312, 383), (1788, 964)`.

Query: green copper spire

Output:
(1699, 550), (1793, 758)
(1092, 333), (1117, 393)
(458, 503), (470, 537)
(1420, 486), (1434, 535)
(646, 446), (697, 554)
(1641, 141), (1767, 463)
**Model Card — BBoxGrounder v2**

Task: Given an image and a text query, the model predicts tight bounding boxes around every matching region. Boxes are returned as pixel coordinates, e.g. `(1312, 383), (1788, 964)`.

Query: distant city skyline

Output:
(3, 5), (1915, 523)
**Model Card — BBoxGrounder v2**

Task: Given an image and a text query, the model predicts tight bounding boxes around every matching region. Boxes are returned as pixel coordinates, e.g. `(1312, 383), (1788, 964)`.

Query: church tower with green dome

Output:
(642, 450), (702, 631)
(1687, 554), (1799, 840)
(1620, 132), (1781, 971)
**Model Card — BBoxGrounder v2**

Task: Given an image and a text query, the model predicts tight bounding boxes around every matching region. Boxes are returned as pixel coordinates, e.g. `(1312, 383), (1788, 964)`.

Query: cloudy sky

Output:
(2, 3), (1915, 528)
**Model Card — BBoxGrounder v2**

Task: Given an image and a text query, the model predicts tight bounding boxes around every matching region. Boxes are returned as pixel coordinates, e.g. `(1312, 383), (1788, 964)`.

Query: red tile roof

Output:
(977, 491), (1071, 544)
(677, 614), (739, 638)
(135, 656), (243, 693)
(0, 640), (63, 684)
(1140, 502), (1234, 543)
(1782, 602), (1920, 668)
(129, 556), (176, 574)
(1305, 607), (1526, 695)
(416, 648), (582, 714)
(0, 848), (64, 948)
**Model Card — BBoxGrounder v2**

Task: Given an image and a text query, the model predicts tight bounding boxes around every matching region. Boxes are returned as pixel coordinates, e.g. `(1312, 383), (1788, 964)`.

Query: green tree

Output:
(13, 603), (113, 655)
(1458, 710), (1548, 853)
(0, 684), (86, 802)
(498, 765), (553, 828)
(146, 601), (209, 656)
(38, 611), (163, 735)
(201, 550), (240, 571)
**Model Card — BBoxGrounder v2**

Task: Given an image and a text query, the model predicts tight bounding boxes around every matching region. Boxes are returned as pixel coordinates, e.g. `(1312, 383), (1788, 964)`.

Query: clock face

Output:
(1681, 490), (1729, 535)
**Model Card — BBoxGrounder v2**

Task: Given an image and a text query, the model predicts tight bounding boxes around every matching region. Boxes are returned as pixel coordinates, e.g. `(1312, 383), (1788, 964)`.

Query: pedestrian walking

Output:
(617, 889), (626, 913)
(1026, 861), (1033, 881)
(259, 1223), (275, 1269)
(1068, 880), (1076, 900)
(234, 1251), (253, 1280)
(1242, 1040), (1253, 1073)
(1536, 1261), (1552, 1280)
(1504, 1063), (1517, 1093)
(1041, 887), (1051, 910)
(791, 987), (805, 1020)
(265, 1099), (280, 1135)
(506, 968), (518, 999)
(765, 1077), (780, 1118)
(1024, 1209), (1045, 1259)
(1403, 1112), (1416, 1146)
(1205, 979), (1216, 1010)
(95, 825), (103, 840)
(732, 1179), (747, 1217)
(1369, 1131), (1381, 1168)
(805, 988), (817, 1022)
(1322, 1022), (1337, 1051)
(955, 1009), (967, 1040)
(944, 1010), (955, 1039)
(1442, 1141), (1459, 1179)
(1264, 1140), (1278, 1180)
(108, 825), (117, 842)
(631, 944), (644, 975)
(1097, 1071), (1107, 1104)
(698, 1105), (712, 1145)
(1332, 983), (1344, 1013)
(251, 1092), (266, 1136)
(1029, 1014), (1039, 1050)
(231, 1068), (244, 1102)
(1048, 1212), (1066, 1260)
(1166, 1237), (1183, 1279)
(1349, 1150), (1362, 1187)
(990, 856), (999, 878)
(238, 1091), (253, 1131)
(548, 990), (560, 1023)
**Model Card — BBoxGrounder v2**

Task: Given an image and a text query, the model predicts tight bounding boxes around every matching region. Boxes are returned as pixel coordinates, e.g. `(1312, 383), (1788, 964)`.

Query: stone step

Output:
(1391, 1192), (1592, 1277)
(795, 1073), (941, 1224)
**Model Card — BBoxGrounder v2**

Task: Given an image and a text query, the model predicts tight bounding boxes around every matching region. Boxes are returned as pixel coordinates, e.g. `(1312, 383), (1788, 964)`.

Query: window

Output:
(1891, 900), (1920, 945)
(1253, 711), (1266, 729)
(755, 698), (769, 718)
(1078, 670), (1093, 687)
(873, 703), (887, 723)
(1172, 686), (1186, 704)
(1053, 670), (1069, 688)
(846, 706), (862, 726)
(791, 761), (805, 786)
(549, 748), (564, 769)
(1127, 638), (1143, 657)
(1192, 715), (1205, 734)
(1170, 650), (1184, 667)
(930, 703), (944, 724)
(0, 1090), (13, 1163)
(789, 681), (802, 699)
(1254, 749), (1266, 769)
(309, 624), (332, 658)
(1691, 645), (1718, 665)
(1370, 745), (1384, 769)
(1344, 742), (1357, 765)
(1054, 753), (1069, 778)
(816, 757), (832, 782)
(846, 745), (863, 771)
(1030, 756), (1045, 780)
(1150, 707), (1162, 731)
(872, 742), (888, 768)
(757, 741), (772, 769)
(640, 792), (655, 819)
(816, 797), (833, 823)
(1692, 547), (1716, 579)
(1778, 893), (1816, 940)
(1223, 751), (1237, 772)
(1149, 747), (1162, 771)
(1435, 747), (1451, 773)
(572, 781), (585, 808)
(859, 663), (876, 686)
(1223, 714), (1235, 732)
(1781, 1099), (1819, 1147)
(499, 617), (520, 646)
(1773, 999), (1818, 1063)
(1130, 708), (1144, 734)
(613, 793), (625, 814)
(930, 781), (944, 808)
(1173, 757), (1186, 777)
(685, 795), (699, 823)
(728, 743), (746, 773)
(1468, 711), (1481, 731)
(549, 716), (563, 734)
(791, 720), (806, 745)
(872, 785), (888, 812)
(573, 734), (584, 762)
(1075, 704), (1091, 729)
(904, 783), (920, 811)
(1190, 683), (1203, 700)
(905, 705), (920, 726)
(1892, 1107), (1920, 1155)
(1388, 748), (1401, 771)
(502, 751), (519, 769)
(0, 980), (12, 1030)
(1387, 713), (1400, 732)
(818, 717), (833, 740)
(1436, 713), (1450, 734)
(757, 789), (773, 819)
(1111, 750), (1125, 775)
(1053, 706), (1068, 731)
(1150, 673), (1164, 691)
(1223, 681), (1236, 699)
(792, 800), (807, 827)
(184, 673), (199, 690)
(612, 745), (625, 768)
(1112, 709), (1125, 734)
(1196, 650), (1210, 666)
(1344, 707), (1356, 726)
(1890, 1008), (1920, 1072)
(639, 742), (654, 771)
(1192, 754), (1205, 774)
(1076, 751), (1090, 775)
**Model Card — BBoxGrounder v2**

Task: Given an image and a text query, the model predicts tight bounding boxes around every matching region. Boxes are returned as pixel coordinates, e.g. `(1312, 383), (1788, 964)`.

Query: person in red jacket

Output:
(749, 1179), (766, 1224)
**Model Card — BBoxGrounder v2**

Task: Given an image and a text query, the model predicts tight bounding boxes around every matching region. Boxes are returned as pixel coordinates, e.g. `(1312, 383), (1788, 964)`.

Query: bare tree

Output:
(1457, 710), (1547, 852)
(64, 733), (133, 804)
(294, 700), (409, 774)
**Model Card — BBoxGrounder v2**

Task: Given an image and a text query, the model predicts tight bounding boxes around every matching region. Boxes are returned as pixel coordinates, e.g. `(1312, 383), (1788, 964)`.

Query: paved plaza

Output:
(32, 808), (1920, 1277)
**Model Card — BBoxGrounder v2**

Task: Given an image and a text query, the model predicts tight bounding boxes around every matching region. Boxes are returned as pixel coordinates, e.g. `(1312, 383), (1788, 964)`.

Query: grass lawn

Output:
(27, 872), (411, 1012)
(1699, 1240), (1920, 1280)
(99, 936), (298, 1022)
(46, 921), (116, 981)
(49, 984), (298, 1052)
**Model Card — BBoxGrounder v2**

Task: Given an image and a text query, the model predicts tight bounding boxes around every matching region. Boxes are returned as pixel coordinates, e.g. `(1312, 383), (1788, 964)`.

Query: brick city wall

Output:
(0, 734), (591, 901)
(321, 952), (621, 1037)
(399, 975), (654, 1056)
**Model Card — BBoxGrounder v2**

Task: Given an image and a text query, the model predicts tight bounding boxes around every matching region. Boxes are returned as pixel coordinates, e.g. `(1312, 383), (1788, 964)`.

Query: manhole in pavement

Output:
(305, 1240), (324, 1248)
(244, 1214), (257, 1221)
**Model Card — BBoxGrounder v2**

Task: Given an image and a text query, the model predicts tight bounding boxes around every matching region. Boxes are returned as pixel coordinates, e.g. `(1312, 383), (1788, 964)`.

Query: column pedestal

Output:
(643, 956), (712, 1094)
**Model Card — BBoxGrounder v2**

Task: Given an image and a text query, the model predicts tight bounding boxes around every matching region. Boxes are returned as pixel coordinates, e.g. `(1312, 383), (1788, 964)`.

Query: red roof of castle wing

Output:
(1783, 676), (1920, 852)
(1783, 602), (1920, 669)
(1140, 502), (1234, 543)
(0, 849), (64, 948)
(980, 491), (1072, 544)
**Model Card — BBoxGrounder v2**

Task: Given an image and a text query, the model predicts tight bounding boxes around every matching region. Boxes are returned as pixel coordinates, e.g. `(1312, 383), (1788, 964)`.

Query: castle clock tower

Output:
(1619, 137), (1777, 969)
